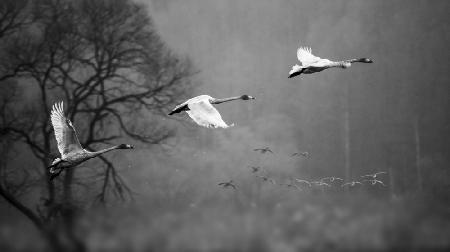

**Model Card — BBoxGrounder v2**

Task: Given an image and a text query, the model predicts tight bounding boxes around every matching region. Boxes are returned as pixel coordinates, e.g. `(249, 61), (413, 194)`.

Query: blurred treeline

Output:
(0, 0), (449, 251)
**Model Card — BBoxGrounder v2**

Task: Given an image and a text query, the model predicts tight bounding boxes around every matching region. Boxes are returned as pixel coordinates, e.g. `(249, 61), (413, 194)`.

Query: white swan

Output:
(360, 171), (387, 179)
(363, 179), (386, 186)
(289, 47), (373, 78)
(168, 95), (255, 128)
(341, 181), (363, 187)
(48, 102), (133, 180)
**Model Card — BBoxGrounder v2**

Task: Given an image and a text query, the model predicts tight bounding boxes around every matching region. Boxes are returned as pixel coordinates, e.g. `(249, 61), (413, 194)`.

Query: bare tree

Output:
(0, 0), (195, 251)
(0, 0), (32, 81)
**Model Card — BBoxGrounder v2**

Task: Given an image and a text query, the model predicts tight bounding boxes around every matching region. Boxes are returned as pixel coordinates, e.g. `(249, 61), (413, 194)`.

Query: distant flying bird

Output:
(249, 166), (262, 173)
(253, 147), (273, 154)
(341, 181), (363, 187)
(48, 102), (134, 180)
(256, 174), (276, 185)
(168, 94), (255, 128)
(218, 180), (237, 189)
(288, 47), (373, 78)
(363, 179), (386, 186)
(291, 152), (309, 157)
(280, 182), (302, 191)
(361, 171), (387, 179)
(294, 179), (312, 187)
(320, 176), (344, 183)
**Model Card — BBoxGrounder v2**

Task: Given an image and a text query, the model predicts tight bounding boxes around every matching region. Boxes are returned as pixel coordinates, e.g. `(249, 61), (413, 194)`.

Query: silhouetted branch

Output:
(0, 0), (30, 39)
(0, 183), (43, 231)
(95, 156), (134, 204)
(0, 1), (195, 248)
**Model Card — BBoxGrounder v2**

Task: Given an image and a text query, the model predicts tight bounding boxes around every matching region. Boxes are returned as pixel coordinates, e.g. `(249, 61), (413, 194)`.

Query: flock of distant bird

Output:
(218, 153), (387, 191)
(47, 46), (373, 182)
(218, 146), (387, 191)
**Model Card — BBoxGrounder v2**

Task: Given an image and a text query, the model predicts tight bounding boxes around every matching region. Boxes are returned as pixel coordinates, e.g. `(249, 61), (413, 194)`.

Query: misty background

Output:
(1, 0), (449, 251)
(146, 0), (449, 192)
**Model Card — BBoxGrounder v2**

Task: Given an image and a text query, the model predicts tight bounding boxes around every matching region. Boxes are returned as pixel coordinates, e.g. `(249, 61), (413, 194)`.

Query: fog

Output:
(143, 0), (449, 190)
(1, 0), (449, 251)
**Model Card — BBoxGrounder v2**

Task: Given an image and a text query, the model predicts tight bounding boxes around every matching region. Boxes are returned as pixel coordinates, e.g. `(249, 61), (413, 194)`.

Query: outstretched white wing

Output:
(50, 102), (84, 156)
(186, 100), (233, 129)
(297, 47), (322, 66)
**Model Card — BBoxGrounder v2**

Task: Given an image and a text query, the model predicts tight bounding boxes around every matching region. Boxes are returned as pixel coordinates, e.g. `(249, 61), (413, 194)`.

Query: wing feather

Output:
(50, 102), (84, 156)
(296, 47), (322, 66)
(186, 100), (233, 128)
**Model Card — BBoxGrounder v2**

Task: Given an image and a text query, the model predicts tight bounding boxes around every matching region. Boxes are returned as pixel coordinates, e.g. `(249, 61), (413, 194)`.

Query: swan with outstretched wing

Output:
(169, 94), (255, 128)
(289, 46), (373, 78)
(48, 102), (134, 180)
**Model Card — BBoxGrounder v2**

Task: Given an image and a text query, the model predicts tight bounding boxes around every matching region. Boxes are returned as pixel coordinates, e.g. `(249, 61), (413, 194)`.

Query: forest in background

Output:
(1, 0), (449, 251)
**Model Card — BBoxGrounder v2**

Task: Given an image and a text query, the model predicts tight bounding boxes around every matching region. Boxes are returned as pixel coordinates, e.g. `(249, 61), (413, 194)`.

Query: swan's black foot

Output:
(49, 167), (56, 174)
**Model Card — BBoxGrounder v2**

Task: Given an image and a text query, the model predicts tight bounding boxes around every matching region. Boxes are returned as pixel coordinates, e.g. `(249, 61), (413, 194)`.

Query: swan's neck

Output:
(211, 96), (242, 104)
(346, 58), (367, 63)
(328, 61), (351, 68)
(86, 145), (120, 158)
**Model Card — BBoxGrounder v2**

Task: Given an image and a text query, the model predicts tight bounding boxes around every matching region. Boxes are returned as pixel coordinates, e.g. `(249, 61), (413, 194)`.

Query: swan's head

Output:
(117, 144), (134, 149)
(240, 95), (255, 100)
(359, 58), (373, 63)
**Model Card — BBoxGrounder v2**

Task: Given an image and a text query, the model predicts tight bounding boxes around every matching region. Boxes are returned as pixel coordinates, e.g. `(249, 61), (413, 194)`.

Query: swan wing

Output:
(186, 100), (233, 128)
(50, 102), (83, 156)
(170, 95), (213, 115)
(169, 102), (189, 115)
(297, 47), (322, 66)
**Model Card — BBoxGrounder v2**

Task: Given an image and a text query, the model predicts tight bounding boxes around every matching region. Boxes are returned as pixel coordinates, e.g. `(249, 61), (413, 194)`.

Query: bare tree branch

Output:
(0, 183), (44, 231)
(0, 1), (195, 250)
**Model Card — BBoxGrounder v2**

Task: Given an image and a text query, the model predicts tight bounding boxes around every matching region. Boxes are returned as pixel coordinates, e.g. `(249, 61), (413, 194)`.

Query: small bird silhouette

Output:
(341, 181), (363, 187)
(218, 180), (237, 189)
(294, 179), (312, 187)
(363, 179), (386, 186)
(253, 147), (273, 154)
(280, 182), (302, 191)
(320, 176), (343, 183)
(256, 174), (276, 185)
(361, 171), (387, 179)
(291, 152), (309, 157)
(248, 166), (262, 173)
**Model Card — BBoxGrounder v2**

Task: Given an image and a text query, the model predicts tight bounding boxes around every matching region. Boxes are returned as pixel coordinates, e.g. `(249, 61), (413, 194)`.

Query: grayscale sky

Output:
(136, 0), (449, 180)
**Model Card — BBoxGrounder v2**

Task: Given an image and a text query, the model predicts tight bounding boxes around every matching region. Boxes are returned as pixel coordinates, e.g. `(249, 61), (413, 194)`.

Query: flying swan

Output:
(168, 95), (255, 128)
(289, 47), (373, 78)
(48, 102), (134, 180)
